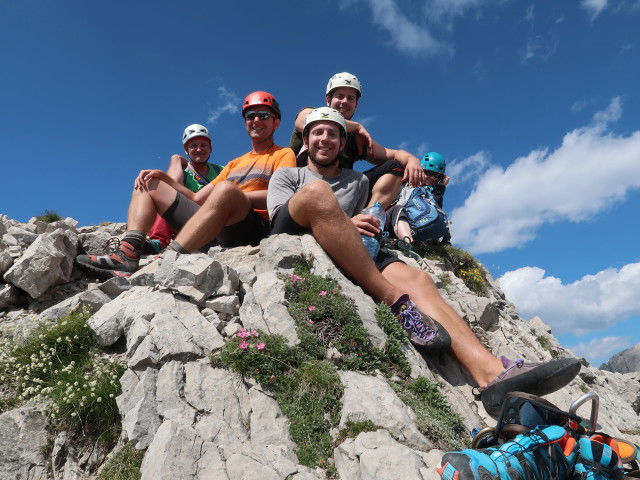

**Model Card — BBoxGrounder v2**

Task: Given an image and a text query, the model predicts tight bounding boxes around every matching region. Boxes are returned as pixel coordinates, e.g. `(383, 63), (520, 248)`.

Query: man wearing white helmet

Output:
(145, 124), (223, 252)
(76, 91), (295, 278)
(289, 72), (426, 209)
(269, 107), (581, 417)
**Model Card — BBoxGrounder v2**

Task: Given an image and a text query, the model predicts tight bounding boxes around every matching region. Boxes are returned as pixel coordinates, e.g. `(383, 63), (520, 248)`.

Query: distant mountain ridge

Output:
(601, 343), (640, 374)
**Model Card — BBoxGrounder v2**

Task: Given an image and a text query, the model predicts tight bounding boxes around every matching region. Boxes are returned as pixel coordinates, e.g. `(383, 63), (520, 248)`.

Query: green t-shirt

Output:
(183, 163), (223, 192)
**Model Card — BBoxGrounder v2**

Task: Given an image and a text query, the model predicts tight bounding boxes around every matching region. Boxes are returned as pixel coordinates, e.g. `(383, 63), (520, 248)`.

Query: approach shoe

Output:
(438, 424), (578, 480)
(573, 434), (624, 480)
(390, 294), (451, 352)
(479, 356), (582, 416)
(75, 240), (140, 278)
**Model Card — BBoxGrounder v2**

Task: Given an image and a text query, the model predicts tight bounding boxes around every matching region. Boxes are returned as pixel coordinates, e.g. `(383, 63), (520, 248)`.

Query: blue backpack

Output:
(403, 186), (450, 244)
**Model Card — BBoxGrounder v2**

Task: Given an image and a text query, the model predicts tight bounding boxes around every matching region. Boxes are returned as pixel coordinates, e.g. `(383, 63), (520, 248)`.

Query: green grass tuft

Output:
(0, 309), (125, 440)
(97, 443), (145, 480)
(35, 210), (63, 223)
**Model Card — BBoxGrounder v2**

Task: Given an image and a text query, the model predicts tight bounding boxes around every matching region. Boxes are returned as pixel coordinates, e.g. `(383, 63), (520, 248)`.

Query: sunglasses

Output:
(244, 110), (273, 121)
(424, 170), (443, 179)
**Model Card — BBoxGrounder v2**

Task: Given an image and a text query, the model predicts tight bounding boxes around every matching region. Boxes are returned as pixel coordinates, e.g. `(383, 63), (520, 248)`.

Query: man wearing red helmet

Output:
(289, 72), (426, 209)
(76, 91), (295, 278)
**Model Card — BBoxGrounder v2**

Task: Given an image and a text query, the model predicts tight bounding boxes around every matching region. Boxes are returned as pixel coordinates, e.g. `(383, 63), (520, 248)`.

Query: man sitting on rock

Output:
(76, 91), (295, 278)
(145, 123), (224, 253)
(267, 107), (581, 415)
(289, 72), (426, 209)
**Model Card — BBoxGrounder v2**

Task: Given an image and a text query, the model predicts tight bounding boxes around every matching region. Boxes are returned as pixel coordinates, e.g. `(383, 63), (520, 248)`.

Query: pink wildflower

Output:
(308, 319), (315, 325)
(250, 329), (259, 337)
(238, 341), (249, 350)
(308, 306), (316, 312)
(236, 329), (250, 339)
(319, 291), (327, 296)
(290, 274), (306, 283)
(256, 342), (266, 350)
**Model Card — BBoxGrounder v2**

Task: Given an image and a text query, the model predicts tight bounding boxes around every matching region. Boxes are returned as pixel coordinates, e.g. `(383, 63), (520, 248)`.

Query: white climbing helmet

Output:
(326, 72), (362, 98)
(303, 107), (347, 137)
(182, 124), (211, 146)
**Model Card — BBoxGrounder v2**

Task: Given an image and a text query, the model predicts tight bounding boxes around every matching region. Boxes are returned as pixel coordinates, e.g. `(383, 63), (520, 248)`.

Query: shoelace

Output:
(107, 236), (121, 254)
(494, 359), (525, 382)
(399, 302), (436, 342)
(490, 431), (566, 480)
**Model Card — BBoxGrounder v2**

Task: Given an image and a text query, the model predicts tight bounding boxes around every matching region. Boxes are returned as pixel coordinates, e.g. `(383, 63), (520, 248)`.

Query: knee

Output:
(298, 180), (335, 206)
(202, 181), (243, 208)
(410, 269), (439, 294)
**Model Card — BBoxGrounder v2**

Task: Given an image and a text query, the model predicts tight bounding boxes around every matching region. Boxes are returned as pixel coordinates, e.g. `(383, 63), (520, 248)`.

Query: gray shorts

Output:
(162, 192), (269, 249)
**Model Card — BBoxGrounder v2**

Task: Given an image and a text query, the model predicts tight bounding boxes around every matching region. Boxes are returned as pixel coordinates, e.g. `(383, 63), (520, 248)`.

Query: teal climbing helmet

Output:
(420, 152), (446, 174)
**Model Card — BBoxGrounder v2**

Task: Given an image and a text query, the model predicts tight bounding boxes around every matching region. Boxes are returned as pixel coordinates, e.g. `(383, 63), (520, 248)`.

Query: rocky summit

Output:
(1, 213), (639, 480)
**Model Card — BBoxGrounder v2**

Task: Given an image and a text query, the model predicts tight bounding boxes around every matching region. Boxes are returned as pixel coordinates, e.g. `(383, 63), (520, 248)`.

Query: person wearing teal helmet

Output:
(389, 151), (451, 244)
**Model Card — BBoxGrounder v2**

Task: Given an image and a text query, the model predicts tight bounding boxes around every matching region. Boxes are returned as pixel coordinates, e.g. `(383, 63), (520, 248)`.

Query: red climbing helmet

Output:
(242, 91), (281, 119)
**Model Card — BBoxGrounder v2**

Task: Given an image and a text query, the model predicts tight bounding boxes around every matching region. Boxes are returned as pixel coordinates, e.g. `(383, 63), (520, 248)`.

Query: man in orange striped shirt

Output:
(76, 91), (295, 278)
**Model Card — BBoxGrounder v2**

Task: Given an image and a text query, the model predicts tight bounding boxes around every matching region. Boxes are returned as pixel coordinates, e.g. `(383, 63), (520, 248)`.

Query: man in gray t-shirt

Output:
(267, 107), (581, 417)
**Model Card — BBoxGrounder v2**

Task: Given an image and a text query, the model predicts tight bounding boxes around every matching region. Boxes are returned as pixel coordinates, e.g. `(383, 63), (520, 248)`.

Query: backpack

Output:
(402, 186), (450, 245)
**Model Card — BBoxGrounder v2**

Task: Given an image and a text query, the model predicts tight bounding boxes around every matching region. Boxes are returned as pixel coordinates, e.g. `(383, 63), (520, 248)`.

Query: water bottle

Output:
(360, 202), (386, 259)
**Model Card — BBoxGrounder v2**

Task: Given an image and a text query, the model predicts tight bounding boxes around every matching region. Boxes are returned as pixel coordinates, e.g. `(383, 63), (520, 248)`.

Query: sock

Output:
(121, 230), (147, 252)
(165, 241), (189, 254)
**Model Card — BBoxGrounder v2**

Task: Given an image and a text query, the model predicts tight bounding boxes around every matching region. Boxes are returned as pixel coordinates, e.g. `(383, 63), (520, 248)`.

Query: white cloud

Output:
(520, 33), (558, 62)
(450, 97), (640, 253)
(357, 115), (377, 129)
(338, 0), (450, 56)
(569, 336), (632, 365)
(207, 86), (240, 124)
(581, 0), (608, 21)
(425, 0), (505, 21)
(498, 263), (640, 335)
(524, 4), (535, 22)
(447, 151), (491, 185)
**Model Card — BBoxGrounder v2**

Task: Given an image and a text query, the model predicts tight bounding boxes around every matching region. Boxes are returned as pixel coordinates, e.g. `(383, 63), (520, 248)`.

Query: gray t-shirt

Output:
(267, 166), (369, 220)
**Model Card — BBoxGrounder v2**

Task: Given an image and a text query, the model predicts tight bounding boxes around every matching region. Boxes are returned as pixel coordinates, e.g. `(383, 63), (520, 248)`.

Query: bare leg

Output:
(173, 181), (252, 252)
(287, 180), (403, 305)
(381, 261), (504, 385)
(367, 173), (402, 209)
(127, 179), (179, 233)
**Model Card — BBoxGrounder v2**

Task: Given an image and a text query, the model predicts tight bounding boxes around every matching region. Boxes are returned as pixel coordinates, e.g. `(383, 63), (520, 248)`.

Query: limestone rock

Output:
(0, 404), (49, 480)
(4, 229), (78, 299)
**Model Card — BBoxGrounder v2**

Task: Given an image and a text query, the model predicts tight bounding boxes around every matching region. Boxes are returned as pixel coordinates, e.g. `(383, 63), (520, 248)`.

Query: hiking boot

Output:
(75, 240), (141, 278)
(573, 435), (624, 479)
(390, 294), (451, 352)
(479, 356), (581, 416)
(438, 424), (578, 480)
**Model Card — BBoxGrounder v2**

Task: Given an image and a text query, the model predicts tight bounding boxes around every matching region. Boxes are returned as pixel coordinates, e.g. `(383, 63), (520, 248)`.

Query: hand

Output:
(134, 169), (165, 191)
(402, 156), (426, 187)
(439, 174), (450, 186)
(351, 213), (381, 237)
(353, 124), (374, 157)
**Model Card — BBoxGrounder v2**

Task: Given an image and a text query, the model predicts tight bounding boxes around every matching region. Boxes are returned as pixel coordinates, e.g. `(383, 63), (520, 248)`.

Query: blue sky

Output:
(1, 0), (639, 367)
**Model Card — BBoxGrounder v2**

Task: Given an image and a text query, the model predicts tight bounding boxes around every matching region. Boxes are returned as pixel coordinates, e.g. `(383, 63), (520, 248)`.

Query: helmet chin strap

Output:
(309, 153), (339, 170)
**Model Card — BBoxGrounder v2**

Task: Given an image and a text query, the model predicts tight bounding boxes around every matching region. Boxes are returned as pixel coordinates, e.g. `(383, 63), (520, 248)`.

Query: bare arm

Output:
(365, 142), (426, 187)
(167, 154), (189, 182)
(134, 169), (215, 205)
(244, 189), (268, 210)
(294, 108), (314, 133)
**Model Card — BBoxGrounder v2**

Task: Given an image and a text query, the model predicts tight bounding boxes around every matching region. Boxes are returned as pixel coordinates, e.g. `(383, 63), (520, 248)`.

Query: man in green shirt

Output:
(146, 124), (223, 251)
